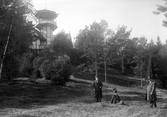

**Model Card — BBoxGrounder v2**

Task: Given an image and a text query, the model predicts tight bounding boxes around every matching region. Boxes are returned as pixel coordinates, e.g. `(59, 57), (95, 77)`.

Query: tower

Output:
(35, 9), (58, 45)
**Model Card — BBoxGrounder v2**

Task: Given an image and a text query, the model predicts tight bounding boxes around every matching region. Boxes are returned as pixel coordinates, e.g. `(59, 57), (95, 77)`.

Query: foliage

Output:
(154, 0), (167, 27)
(32, 32), (73, 85)
(75, 20), (113, 71)
(107, 25), (132, 73)
(0, 0), (34, 79)
(74, 17), (166, 89)
(156, 44), (167, 87)
(36, 52), (70, 85)
(51, 31), (82, 66)
(2, 55), (20, 80)
(18, 52), (34, 77)
(32, 56), (43, 78)
(52, 31), (73, 54)
(132, 37), (148, 78)
(68, 48), (86, 65)
(39, 59), (61, 79)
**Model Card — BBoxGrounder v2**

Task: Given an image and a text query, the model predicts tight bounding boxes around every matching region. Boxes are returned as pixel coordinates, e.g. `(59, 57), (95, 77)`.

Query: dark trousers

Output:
(150, 101), (157, 107)
(111, 94), (120, 104)
(96, 98), (101, 102)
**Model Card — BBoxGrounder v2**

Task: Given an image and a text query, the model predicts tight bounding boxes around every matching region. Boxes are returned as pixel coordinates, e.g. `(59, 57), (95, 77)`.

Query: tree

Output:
(154, 0), (167, 27)
(32, 32), (73, 85)
(156, 44), (167, 87)
(68, 48), (85, 66)
(51, 31), (77, 67)
(75, 20), (113, 75)
(108, 25), (131, 74)
(123, 37), (138, 74)
(0, 0), (34, 79)
(51, 31), (73, 56)
(156, 36), (162, 52)
(133, 37), (148, 78)
(74, 26), (95, 68)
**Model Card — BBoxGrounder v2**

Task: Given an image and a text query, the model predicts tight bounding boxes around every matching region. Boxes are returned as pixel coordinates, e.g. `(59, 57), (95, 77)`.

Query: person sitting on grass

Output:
(111, 88), (123, 104)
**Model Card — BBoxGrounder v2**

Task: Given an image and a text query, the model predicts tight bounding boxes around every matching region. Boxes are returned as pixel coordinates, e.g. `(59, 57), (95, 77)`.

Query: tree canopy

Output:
(0, 0), (35, 79)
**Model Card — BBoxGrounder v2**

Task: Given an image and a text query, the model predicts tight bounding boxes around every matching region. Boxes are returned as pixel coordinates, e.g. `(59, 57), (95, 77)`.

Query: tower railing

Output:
(38, 19), (57, 26)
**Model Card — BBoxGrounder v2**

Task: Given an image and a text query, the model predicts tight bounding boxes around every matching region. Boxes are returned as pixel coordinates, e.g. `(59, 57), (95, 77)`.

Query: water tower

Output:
(35, 9), (58, 45)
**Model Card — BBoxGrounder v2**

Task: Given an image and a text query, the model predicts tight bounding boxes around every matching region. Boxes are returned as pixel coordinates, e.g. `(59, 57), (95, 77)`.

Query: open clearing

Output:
(0, 76), (167, 117)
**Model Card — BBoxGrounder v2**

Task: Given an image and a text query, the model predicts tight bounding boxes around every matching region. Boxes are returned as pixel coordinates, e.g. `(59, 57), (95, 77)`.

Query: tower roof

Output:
(35, 9), (58, 19)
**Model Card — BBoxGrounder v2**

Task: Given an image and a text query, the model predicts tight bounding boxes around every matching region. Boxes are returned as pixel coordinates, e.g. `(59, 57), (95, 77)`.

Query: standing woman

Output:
(146, 79), (157, 108)
(93, 75), (103, 102)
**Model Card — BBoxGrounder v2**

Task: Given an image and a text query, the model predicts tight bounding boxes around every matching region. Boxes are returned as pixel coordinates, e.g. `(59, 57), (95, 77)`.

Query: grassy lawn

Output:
(0, 75), (166, 117)
(73, 72), (148, 87)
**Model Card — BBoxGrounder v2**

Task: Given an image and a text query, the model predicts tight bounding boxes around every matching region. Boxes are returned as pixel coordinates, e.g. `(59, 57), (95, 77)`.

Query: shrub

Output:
(2, 55), (19, 80)
(60, 64), (71, 81)
(32, 56), (44, 78)
(18, 53), (34, 77)
(39, 59), (69, 86)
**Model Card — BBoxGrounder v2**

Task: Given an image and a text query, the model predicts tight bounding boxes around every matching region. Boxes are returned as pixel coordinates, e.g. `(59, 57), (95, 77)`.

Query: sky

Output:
(33, 0), (166, 43)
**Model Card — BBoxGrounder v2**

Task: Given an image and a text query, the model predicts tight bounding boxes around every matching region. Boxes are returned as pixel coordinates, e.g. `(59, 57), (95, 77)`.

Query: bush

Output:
(32, 56), (44, 78)
(18, 53), (34, 77)
(60, 64), (71, 81)
(2, 55), (19, 80)
(38, 59), (71, 86)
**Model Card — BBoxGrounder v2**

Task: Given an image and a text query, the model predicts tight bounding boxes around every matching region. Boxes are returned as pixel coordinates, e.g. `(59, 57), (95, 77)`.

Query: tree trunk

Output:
(95, 52), (98, 76)
(121, 55), (124, 73)
(0, 23), (13, 79)
(104, 60), (107, 83)
(141, 59), (143, 78)
(147, 55), (153, 79)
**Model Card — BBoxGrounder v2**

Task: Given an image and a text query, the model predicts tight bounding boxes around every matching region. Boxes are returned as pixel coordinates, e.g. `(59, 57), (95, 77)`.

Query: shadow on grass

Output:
(121, 95), (145, 102)
(73, 72), (147, 87)
(0, 80), (91, 109)
(69, 79), (92, 85)
(103, 91), (145, 102)
(14, 115), (36, 117)
(81, 98), (96, 104)
(120, 91), (144, 95)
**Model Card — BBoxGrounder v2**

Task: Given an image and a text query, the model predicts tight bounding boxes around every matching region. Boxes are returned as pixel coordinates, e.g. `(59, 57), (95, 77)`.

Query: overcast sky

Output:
(33, 0), (166, 43)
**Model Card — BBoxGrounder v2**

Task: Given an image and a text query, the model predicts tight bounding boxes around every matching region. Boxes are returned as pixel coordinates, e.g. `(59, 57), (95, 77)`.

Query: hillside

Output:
(0, 76), (166, 117)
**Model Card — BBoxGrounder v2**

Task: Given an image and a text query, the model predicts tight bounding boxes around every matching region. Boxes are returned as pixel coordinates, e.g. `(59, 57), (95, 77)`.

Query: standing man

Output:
(146, 79), (157, 108)
(93, 75), (103, 102)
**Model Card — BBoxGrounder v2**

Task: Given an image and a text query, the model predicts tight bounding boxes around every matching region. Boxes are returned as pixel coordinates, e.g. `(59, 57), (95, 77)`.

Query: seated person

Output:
(111, 88), (121, 104)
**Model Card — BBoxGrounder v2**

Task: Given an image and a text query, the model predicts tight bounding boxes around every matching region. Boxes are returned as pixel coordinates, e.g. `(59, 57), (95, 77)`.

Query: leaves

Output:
(155, 1), (167, 27)
(0, 0), (35, 79)
(51, 31), (73, 55)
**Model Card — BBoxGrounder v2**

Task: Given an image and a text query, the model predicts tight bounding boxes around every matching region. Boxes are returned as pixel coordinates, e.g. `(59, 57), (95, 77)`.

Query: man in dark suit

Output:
(93, 75), (103, 102)
(146, 79), (157, 108)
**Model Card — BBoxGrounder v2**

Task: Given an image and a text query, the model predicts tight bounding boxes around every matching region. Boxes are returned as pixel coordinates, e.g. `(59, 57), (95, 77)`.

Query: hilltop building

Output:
(30, 9), (58, 51)
(35, 9), (58, 45)
(26, 1), (70, 64)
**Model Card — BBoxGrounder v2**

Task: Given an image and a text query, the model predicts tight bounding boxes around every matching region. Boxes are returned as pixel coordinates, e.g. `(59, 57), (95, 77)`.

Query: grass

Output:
(0, 75), (166, 117)
(73, 72), (148, 87)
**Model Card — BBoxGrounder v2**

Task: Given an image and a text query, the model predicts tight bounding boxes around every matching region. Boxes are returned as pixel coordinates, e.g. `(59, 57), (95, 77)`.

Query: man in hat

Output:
(93, 75), (103, 102)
